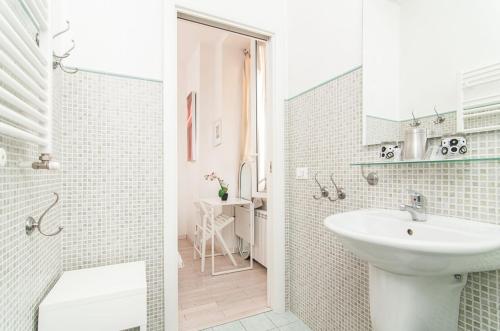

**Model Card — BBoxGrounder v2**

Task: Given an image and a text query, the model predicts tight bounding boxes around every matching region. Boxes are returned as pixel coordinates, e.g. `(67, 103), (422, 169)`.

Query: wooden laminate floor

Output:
(178, 238), (269, 331)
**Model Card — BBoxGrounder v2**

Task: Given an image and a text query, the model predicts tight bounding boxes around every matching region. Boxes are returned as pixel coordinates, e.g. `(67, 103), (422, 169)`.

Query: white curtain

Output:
(239, 51), (251, 164)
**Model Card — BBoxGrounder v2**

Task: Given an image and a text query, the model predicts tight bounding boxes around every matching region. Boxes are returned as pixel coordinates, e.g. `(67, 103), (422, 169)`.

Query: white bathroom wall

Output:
(52, 0), (163, 80)
(177, 45), (200, 237)
(175, 0), (284, 33)
(54, 0), (285, 80)
(287, 0), (362, 98)
(363, 0), (400, 121)
(177, 22), (251, 239)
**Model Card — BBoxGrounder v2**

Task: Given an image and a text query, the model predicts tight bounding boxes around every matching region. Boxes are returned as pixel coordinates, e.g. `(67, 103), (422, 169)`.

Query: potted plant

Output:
(204, 171), (229, 201)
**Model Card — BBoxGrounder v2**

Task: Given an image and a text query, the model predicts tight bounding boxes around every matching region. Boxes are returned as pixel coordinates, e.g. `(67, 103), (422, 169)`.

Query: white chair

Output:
(193, 201), (237, 272)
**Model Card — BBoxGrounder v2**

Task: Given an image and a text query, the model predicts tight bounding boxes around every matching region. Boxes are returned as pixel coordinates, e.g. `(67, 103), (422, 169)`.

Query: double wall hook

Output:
(52, 20), (78, 74)
(329, 174), (346, 201)
(313, 173), (330, 200)
(25, 193), (63, 237)
(313, 173), (346, 201)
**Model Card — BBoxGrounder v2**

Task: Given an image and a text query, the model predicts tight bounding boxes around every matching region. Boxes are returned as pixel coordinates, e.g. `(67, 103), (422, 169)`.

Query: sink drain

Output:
(407, 229), (414, 236)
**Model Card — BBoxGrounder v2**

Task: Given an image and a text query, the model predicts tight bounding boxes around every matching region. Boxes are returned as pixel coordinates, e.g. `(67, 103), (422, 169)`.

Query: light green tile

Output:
(212, 320), (245, 331)
(240, 313), (276, 331)
(265, 311), (299, 327)
(278, 320), (312, 331)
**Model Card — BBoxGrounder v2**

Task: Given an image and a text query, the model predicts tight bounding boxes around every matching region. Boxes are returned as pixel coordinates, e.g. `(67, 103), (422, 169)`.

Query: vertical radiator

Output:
(0, 0), (52, 152)
(458, 62), (500, 133)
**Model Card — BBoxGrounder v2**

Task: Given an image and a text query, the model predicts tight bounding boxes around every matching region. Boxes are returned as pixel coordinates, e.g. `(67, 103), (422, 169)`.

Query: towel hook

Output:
(53, 39), (76, 59)
(52, 20), (79, 74)
(53, 20), (70, 40)
(329, 174), (346, 201)
(25, 193), (63, 237)
(409, 111), (421, 127)
(433, 106), (445, 124)
(56, 63), (78, 74)
(313, 173), (330, 200)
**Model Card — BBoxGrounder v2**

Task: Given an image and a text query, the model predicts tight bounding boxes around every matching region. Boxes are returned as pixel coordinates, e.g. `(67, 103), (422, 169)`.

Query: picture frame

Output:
(213, 119), (222, 146)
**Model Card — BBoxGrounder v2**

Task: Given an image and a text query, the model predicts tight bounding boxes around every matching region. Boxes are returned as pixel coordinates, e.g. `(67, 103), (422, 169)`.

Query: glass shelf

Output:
(351, 156), (500, 166)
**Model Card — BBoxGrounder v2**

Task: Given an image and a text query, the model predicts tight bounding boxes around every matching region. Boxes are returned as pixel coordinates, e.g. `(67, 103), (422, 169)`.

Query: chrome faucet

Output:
(400, 190), (427, 222)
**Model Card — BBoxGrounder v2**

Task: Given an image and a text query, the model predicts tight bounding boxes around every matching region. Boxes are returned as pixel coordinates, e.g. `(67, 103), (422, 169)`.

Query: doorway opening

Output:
(176, 16), (272, 331)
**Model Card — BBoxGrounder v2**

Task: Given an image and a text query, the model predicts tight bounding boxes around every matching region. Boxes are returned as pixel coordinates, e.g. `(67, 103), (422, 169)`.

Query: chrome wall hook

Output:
(54, 62), (78, 74)
(361, 165), (379, 186)
(329, 174), (346, 201)
(26, 193), (63, 237)
(409, 111), (421, 127)
(313, 173), (330, 200)
(53, 20), (70, 40)
(53, 39), (75, 59)
(433, 106), (445, 124)
(52, 20), (79, 74)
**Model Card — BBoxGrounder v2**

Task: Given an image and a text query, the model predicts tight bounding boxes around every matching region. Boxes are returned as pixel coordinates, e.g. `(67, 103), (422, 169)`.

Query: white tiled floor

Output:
(201, 311), (312, 331)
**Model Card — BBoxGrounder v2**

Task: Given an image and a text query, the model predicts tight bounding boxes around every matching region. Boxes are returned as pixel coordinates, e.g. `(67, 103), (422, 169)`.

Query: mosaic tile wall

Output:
(285, 67), (500, 331)
(59, 71), (164, 330)
(0, 71), (62, 330)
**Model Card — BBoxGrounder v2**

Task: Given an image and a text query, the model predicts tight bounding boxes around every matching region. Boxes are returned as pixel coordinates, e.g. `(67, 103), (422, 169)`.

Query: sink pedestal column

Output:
(369, 265), (467, 331)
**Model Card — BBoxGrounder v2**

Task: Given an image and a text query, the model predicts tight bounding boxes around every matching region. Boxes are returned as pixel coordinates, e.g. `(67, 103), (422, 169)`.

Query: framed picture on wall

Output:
(213, 119), (222, 146)
(186, 92), (197, 161)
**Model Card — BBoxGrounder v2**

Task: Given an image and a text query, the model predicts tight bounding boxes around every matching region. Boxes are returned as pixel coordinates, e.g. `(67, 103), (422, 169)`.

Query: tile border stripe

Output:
(285, 65), (362, 101)
(66, 66), (163, 83)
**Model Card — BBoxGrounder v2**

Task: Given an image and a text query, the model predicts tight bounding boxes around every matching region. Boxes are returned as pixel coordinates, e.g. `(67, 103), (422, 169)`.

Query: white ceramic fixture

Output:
(38, 262), (147, 331)
(324, 209), (500, 331)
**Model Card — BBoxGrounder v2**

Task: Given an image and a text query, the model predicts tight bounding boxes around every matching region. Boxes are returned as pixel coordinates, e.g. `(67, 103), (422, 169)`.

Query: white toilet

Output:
(38, 262), (147, 331)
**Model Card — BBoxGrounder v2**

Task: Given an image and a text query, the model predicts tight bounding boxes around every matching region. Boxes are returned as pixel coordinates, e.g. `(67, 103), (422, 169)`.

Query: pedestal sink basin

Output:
(324, 208), (500, 331)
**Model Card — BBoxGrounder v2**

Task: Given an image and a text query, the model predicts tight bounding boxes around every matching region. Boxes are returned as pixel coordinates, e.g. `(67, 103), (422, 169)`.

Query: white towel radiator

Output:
(0, 0), (54, 164)
(458, 62), (500, 133)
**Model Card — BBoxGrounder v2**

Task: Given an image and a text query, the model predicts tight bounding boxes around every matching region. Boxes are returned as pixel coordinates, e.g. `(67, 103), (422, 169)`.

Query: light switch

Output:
(295, 167), (308, 179)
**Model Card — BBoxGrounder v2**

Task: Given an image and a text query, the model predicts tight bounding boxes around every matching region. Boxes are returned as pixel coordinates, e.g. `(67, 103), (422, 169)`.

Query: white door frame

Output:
(163, 3), (286, 330)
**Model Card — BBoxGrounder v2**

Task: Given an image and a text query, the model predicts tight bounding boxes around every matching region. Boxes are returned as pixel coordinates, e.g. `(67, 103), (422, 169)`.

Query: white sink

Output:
(324, 208), (500, 331)
(324, 208), (500, 276)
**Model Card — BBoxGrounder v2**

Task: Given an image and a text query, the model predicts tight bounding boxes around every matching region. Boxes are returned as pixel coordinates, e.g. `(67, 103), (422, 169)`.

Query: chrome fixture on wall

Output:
(313, 173), (329, 200)
(329, 174), (346, 201)
(18, 153), (60, 170)
(361, 165), (378, 186)
(409, 111), (421, 127)
(26, 193), (63, 236)
(433, 106), (445, 125)
(52, 21), (78, 74)
(32, 153), (60, 170)
(312, 173), (346, 201)
(399, 189), (427, 222)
